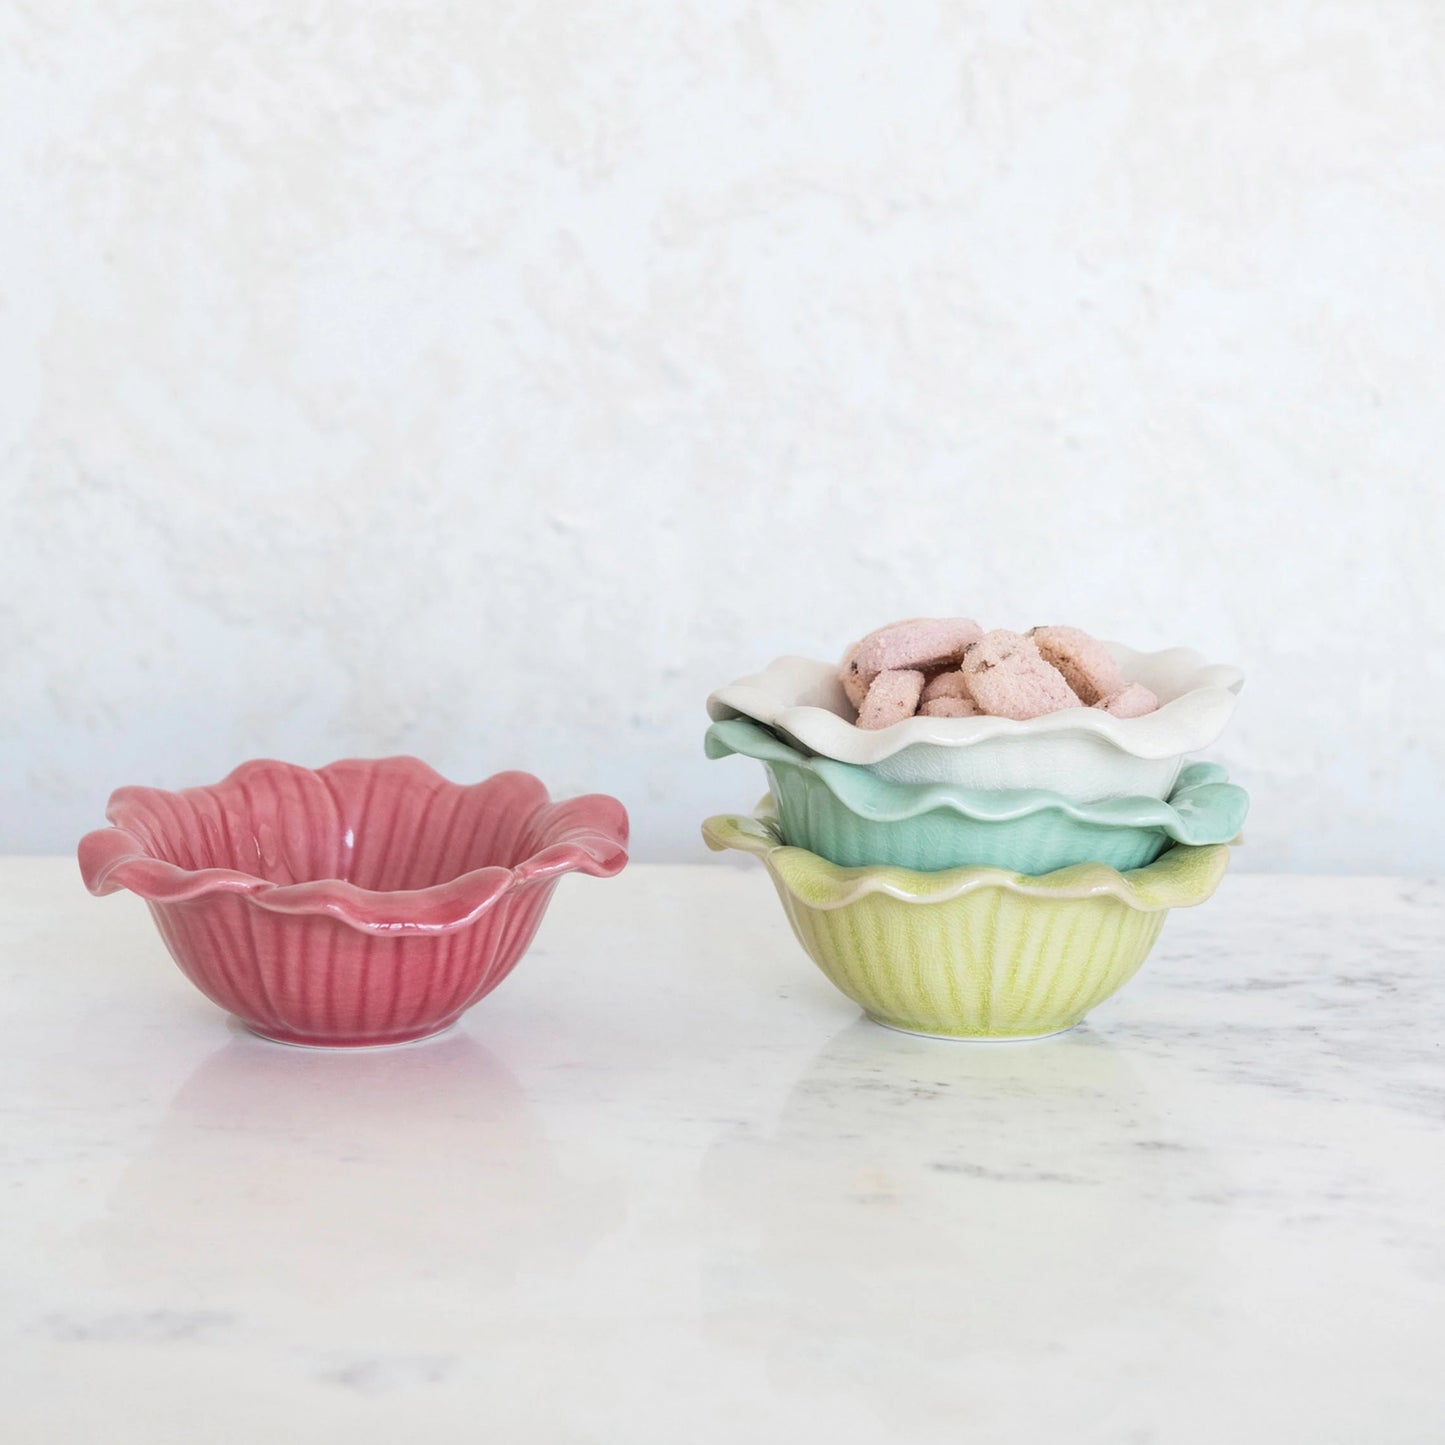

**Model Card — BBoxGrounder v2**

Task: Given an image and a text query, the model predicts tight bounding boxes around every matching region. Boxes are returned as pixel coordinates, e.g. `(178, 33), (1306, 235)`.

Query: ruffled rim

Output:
(706, 645), (1244, 763)
(78, 757), (629, 935)
(705, 718), (1249, 845)
(702, 811), (1230, 912)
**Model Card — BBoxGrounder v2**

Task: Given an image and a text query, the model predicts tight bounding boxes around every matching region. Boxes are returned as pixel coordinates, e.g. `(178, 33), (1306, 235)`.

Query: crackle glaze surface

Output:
(705, 717), (1250, 872)
(78, 759), (628, 1046)
(706, 648), (1243, 797)
(703, 812), (1229, 1038)
(5, 860), (1442, 1443)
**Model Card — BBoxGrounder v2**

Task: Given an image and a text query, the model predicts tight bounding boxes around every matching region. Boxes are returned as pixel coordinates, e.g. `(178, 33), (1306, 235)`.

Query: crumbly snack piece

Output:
(1093, 682), (1159, 718)
(919, 696), (980, 718)
(840, 640), (871, 710)
(919, 670), (971, 703)
(847, 618), (984, 690)
(836, 616), (1155, 724)
(1027, 625), (1124, 706)
(960, 629), (1081, 720)
(856, 668), (926, 730)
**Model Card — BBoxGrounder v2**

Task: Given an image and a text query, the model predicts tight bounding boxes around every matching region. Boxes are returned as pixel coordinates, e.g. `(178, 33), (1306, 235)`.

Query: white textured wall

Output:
(2, 1), (1442, 869)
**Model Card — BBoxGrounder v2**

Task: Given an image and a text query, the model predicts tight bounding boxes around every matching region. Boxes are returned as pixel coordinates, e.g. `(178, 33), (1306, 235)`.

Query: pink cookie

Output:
(919, 696), (979, 718)
(1093, 683), (1159, 718)
(960, 630), (1081, 720)
(847, 618), (984, 688)
(856, 668), (926, 730)
(1027, 625), (1124, 706)
(920, 670), (971, 703)
(840, 640), (871, 710)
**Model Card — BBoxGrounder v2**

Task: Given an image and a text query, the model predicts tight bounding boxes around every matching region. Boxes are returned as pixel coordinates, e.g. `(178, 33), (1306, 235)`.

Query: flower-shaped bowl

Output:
(78, 758), (629, 1047)
(705, 718), (1248, 873)
(706, 644), (1244, 800)
(702, 811), (1229, 1040)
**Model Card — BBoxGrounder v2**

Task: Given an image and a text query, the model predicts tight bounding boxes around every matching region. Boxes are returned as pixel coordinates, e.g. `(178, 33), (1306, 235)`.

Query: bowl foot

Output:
(240, 1020), (459, 1050)
(866, 1015), (1079, 1043)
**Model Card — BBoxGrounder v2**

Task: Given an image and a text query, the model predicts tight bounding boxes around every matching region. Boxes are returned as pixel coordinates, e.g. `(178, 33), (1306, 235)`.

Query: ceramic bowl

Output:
(706, 644), (1244, 799)
(78, 758), (629, 1047)
(702, 811), (1229, 1040)
(705, 717), (1248, 873)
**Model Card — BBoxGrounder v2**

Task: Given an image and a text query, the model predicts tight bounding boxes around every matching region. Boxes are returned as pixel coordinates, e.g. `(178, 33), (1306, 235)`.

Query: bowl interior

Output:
(113, 761), (551, 892)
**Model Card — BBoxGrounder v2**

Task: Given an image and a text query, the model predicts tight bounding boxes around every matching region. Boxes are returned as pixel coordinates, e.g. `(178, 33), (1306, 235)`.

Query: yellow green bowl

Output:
(702, 812), (1231, 1040)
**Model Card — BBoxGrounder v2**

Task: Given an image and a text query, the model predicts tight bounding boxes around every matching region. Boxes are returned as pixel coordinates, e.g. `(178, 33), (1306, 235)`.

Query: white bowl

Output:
(705, 643), (1244, 800)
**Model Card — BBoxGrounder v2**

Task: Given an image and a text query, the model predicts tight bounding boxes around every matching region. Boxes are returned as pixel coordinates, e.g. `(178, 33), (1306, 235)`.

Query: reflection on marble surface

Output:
(700, 1021), (1227, 1437)
(67, 1029), (602, 1299)
(2, 863), (1444, 1443)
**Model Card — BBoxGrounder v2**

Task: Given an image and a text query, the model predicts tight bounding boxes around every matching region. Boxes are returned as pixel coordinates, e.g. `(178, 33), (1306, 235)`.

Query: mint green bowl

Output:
(705, 718), (1248, 873)
(702, 811), (1231, 1039)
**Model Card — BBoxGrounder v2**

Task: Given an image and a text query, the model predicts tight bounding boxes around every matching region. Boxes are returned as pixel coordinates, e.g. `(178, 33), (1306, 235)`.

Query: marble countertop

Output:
(3, 859), (1441, 1443)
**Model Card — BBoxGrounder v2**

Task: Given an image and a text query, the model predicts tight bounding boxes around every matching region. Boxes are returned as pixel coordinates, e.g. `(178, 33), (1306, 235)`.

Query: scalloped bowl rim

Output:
(702, 811), (1230, 912)
(78, 757), (630, 936)
(706, 643), (1244, 763)
(704, 717), (1249, 843)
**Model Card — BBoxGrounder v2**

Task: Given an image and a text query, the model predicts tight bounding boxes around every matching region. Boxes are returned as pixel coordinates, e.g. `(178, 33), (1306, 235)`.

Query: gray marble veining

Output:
(1, 861), (1441, 1442)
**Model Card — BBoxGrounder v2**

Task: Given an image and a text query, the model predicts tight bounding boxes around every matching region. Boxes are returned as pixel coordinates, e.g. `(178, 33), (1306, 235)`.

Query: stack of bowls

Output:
(703, 641), (1247, 1040)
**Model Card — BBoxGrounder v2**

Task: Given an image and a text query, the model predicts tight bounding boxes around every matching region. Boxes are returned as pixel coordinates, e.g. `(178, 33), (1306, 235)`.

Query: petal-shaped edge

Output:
(706, 645), (1244, 764)
(511, 791), (632, 886)
(701, 811), (1230, 912)
(705, 718), (1250, 846)
(78, 758), (629, 936)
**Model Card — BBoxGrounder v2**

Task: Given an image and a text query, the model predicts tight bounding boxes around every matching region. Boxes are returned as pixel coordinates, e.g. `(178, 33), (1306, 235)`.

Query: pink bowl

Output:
(78, 758), (629, 1048)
